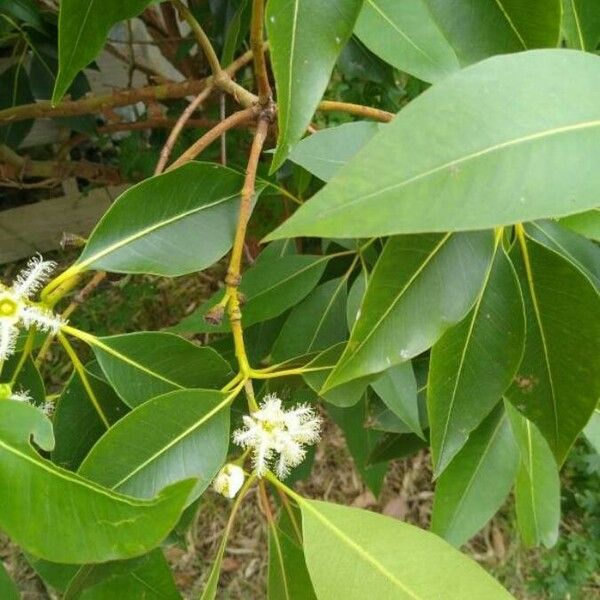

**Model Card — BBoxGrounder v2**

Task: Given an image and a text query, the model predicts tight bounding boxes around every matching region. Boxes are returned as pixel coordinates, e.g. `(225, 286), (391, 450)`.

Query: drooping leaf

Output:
(324, 232), (495, 390)
(271, 277), (348, 362)
(371, 362), (423, 439)
(53, 364), (129, 470)
(266, 0), (363, 170)
(424, 0), (561, 65)
(79, 389), (229, 501)
(73, 163), (250, 276)
(355, 0), (459, 83)
(559, 208), (600, 241)
(268, 50), (600, 240)
(506, 403), (560, 548)
(327, 397), (388, 496)
(0, 64), (34, 147)
(428, 246), (525, 474)
(506, 233), (600, 464)
(53, 0), (153, 102)
(91, 332), (233, 407)
(0, 401), (193, 563)
(172, 255), (331, 334)
(561, 0), (600, 51)
(288, 121), (382, 182)
(0, 560), (18, 600)
(268, 507), (316, 600)
(431, 406), (519, 547)
(299, 499), (514, 599)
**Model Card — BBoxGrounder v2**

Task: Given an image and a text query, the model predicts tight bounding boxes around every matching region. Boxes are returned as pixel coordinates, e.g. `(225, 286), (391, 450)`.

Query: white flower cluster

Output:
(0, 255), (64, 361)
(212, 464), (245, 498)
(233, 394), (321, 478)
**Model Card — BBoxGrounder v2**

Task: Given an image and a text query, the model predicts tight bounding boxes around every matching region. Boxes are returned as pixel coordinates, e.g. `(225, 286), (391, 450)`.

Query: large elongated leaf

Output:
(562, 0), (600, 51)
(424, 0), (561, 65)
(299, 499), (514, 599)
(74, 163), (247, 276)
(0, 401), (192, 563)
(324, 232), (495, 390)
(506, 233), (600, 464)
(91, 332), (233, 407)
(428, 246), (525, 474)
(79, 389), (229, 501)
(355, 0), (459, 83)
(268, 50), (600, 240)
(266, 0), (363, 170)
(53, 0), (153, 102)
(431, 406), (519, 547)
(506, 403), (560, 548)
(172, 255), (331, 334)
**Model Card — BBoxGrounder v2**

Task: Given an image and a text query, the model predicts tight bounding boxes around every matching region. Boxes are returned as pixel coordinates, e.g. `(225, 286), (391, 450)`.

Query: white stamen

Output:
(19, 305), (64, 333)
(0, 320), (19, 361)
(11, 254), (57, 299)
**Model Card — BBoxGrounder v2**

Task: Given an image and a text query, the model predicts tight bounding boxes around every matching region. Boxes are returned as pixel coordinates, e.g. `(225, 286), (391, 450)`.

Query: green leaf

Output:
(559, 208), (600, 241)
(91, 332), (233, 407)
(428, 246), (525, 474)
(424, 0), (561, 65)
(172, 255), (331, 334)
(268, 50), (600, 240)
(324, 232), (495, 390)
(74, 163), (249, 276)
(524, 220), (600, 289)
(266, 0), (363, 170)
(26, 557), (78, 594)
(268, 507), (317, 600)
(53, 364), (129, 470)
(0, 401), (193, 563)
(431, 406), (519, 547)
(368, 431), (429, 464)
(271, 277), (348, 362)
(288, 122), (382, 182)
(299, 499), (514, 599)
(506, 403), (560, 548)
(371, 362), (423, 439)
(64, 549), (180, 599)
(355, 0), (459, 83)
(562, 0), (600, 51)
(0, 560), (18, 600)
(0, 0), (46, 33)
(327, 397), (388, 496)
(221, 0), (250, 65)
(506, 233), (600, 464)
(4, 353), (45, 406)
(79, 389), (229, 501)
(584, 408), (600, 453)
(53, 0), (153, 103)
(0, 64), (34, 147)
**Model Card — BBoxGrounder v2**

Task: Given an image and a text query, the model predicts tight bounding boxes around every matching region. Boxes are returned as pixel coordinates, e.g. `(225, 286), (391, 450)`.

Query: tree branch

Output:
(251, 0), (272, 104)
(317, 100), (394, 123)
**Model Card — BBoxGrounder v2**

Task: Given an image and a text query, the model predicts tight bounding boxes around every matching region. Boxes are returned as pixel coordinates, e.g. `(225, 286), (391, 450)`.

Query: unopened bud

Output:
(212, 464), (245, 498)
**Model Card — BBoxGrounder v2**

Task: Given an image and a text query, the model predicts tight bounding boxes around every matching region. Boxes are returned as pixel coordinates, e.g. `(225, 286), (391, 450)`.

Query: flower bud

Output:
(212, 464), (245, 498)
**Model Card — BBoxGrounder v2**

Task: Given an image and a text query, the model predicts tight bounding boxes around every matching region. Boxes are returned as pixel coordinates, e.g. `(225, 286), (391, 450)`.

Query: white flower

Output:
(212, 464), (245, 498)
(0, 255), (64, 360)
(0, 383), (31, 402)
(233, 394), (321, 478)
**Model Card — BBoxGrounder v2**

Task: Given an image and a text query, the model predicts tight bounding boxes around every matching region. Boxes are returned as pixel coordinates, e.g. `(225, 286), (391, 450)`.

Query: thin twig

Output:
(250, 0), (271, 103)
(317, 100), (394, 123)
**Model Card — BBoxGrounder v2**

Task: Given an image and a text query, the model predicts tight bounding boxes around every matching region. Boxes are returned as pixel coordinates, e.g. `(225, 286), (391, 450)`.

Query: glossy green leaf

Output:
(506, 403), (560, 548)
(26, 557), (78, 594)
(584, 408), (600, 453)
(288, 122), (382, 182)
(92, 332), (233, 407)
(268, 50), (600, 240)
(428, 246), (525, 474)
(65, 550), (181, 600)
(172, 255), (331, 334)
(324, 232), (495, 390)
(53, 365), (128, 470)
(4, 353), (45, 407)
(271, 277), (348, 362)
(559, 208), (600, 241)
(0, 561), (18, 600)
(0, 401), (192, 563)
(266, 0), (363, 170)
(431, 406), (519, 547)
(368, 431), (429, 464)
(0, 0), (46, 33)
(53, 0), (153, 103)
(79, 389), (229, 501)
(75, 163), (248, 276)
(299, 499), (514, 599)
(268, 507), (316, 600)
(424, 0), (561, 65)
(506, 234), (600, 464)
(562, 0), (600, 51)
(0, 64), (34, 147)
(371, 362), (422, 439)
(355, 0), (459, 83)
